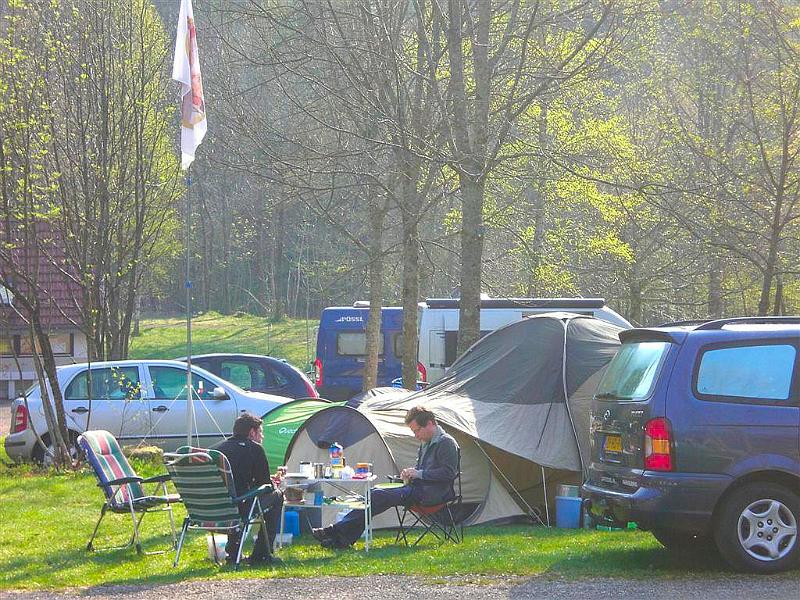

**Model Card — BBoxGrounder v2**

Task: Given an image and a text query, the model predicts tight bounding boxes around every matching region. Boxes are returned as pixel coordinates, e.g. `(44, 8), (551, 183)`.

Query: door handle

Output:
(152, 405), (169, 412)
(71, 407), (89, 414)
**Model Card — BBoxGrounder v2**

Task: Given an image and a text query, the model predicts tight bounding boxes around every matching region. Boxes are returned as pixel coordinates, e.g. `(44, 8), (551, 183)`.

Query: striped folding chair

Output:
(78, 430), (179, 554)
(164, 446), (273, 568)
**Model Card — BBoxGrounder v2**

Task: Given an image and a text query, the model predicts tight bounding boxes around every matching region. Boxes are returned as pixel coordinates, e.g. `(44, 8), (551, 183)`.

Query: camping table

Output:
(278, 474), (378, 551)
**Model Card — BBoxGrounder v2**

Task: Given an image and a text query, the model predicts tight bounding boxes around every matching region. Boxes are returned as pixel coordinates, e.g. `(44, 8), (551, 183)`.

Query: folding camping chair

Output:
(163, 446), (274, 568)
(395, 450), (464, 546)
(78, 430), (178, 554)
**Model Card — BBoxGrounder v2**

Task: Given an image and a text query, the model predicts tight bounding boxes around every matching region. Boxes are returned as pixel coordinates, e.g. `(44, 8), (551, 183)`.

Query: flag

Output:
(172, 0), (207, 170)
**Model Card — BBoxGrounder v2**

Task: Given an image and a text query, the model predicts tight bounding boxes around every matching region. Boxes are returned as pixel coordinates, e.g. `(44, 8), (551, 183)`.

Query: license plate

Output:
(604, 434), (622, 453)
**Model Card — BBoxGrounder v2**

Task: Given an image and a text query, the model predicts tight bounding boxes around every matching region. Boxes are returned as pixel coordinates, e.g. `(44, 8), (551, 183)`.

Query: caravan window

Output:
(336, 332), (385, 356)
(444, 330), (492, 367)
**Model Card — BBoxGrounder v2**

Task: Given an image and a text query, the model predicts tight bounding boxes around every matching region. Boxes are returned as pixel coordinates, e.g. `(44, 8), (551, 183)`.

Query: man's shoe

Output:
(311, 527), (331, 543)
(320, 537), (339, 549)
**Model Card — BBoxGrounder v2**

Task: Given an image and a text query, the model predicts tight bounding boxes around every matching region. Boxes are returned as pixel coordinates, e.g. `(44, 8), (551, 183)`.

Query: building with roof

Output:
(0, 223), (88, 400)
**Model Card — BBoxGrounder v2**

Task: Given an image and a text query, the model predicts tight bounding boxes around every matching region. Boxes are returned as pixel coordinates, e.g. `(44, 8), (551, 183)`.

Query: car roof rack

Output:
(657, 319), (712, 327)
(695, 316), (800, 330)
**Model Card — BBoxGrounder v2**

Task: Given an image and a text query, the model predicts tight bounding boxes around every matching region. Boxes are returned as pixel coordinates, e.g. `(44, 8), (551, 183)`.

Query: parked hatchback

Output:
(5, 359), (291, 465)
(180, 353), (318, 399)
(583, 316), (800, 573)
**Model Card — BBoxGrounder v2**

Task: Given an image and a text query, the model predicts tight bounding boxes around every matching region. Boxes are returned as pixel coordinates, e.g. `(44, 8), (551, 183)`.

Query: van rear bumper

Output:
(582, 471), (732, 534)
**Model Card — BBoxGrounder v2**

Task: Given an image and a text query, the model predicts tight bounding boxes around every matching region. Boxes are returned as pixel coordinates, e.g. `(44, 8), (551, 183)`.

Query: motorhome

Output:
(314, 298), (631, 400)
(417, 298), (631, 383)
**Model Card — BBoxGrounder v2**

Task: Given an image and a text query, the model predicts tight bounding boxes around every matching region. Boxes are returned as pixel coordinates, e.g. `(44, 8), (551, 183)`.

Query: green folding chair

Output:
(78, 430), (178, 554)
(164, 446), (273, 568)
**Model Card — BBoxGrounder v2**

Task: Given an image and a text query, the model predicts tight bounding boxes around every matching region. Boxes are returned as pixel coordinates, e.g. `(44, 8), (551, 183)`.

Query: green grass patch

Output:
(128, 312), (318, 369)
(0, 461), (752, 592)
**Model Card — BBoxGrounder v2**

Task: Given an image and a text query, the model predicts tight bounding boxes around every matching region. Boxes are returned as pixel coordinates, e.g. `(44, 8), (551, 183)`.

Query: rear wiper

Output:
(595, 392), (619, 399)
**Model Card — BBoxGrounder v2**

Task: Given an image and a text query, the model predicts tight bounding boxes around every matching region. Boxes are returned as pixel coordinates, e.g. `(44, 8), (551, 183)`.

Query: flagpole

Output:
(173, 0), (205, 448)
(185, 169), (194, 447)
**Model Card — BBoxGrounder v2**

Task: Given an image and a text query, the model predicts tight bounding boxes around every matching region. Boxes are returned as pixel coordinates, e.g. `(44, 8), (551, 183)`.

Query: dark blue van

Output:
(313, 306), (405, 400)
(583, 316), (800, 573)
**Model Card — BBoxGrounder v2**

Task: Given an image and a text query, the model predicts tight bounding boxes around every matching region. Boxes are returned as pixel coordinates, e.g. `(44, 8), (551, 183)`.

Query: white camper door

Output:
(427, 330), (447, 383)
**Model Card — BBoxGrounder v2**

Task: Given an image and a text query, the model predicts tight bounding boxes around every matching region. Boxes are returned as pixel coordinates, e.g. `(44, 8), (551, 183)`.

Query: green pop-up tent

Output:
(261, 398), (343, 468)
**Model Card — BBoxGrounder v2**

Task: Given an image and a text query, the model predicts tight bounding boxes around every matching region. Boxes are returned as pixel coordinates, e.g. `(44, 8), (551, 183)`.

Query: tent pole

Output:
(561, 317), (586, 475)
(541, 466), (550, 526)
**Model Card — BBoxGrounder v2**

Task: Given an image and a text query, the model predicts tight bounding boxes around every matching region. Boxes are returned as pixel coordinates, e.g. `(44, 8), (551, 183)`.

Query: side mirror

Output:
(212, 386), (229, 400)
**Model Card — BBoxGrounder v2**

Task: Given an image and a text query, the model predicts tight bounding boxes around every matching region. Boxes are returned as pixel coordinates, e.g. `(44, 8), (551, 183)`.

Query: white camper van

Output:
(417, 298), (631, 383)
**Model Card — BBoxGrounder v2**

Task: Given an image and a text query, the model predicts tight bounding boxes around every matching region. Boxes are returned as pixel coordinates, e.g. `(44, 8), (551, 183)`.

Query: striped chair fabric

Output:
(78, 429), (180, 512)
(165, 447), (241, 529)
(78, 430), (178, 554)
(80, 430), (146, 508)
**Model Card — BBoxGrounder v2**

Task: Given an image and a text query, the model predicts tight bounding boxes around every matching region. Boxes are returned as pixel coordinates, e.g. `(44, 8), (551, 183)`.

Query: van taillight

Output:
(313, 358), (323, 388)
(416, 362), (427, 382)
(644, 417), (673, 471)
(12, 404), (28, 434)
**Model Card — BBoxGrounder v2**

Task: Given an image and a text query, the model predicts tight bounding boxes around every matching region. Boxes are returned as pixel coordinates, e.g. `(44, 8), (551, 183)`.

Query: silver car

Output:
(4, 359), (291, 464)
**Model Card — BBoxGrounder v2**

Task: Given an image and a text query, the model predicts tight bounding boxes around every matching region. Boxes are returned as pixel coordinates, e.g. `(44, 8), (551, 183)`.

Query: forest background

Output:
(2, 0), (799, 366)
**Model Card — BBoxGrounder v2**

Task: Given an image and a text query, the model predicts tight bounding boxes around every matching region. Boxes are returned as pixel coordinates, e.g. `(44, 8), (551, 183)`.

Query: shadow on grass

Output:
(0, 531), (422, 592)
(546, 543), (730, 578)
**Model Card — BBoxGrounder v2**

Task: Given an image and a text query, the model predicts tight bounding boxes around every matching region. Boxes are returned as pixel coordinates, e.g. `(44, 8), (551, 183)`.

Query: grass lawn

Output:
(128, 312), (317, 369)
(0, 439), (750, 592)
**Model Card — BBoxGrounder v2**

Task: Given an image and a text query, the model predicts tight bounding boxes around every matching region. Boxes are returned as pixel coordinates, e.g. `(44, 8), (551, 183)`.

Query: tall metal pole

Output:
(185, 170), (194, 447)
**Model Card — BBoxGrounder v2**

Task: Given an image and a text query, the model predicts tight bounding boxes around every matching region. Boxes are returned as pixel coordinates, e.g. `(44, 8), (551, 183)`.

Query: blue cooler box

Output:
(555, 496), (582, 528)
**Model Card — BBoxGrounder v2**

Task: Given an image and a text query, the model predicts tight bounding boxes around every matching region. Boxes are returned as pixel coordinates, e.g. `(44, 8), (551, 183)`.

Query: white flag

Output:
(172, 0), (207, 170)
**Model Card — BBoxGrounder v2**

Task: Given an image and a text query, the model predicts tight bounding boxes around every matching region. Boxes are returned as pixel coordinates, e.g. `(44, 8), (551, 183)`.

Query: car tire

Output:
(651, 527), (716, 553)
(32, 432), (82, 468)
(713, 482), (800, 574)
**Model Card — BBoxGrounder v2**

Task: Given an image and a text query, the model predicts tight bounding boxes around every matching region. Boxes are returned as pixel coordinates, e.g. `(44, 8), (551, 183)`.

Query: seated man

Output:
(213, 412), (283, 564)
(312, 406), (459, 548)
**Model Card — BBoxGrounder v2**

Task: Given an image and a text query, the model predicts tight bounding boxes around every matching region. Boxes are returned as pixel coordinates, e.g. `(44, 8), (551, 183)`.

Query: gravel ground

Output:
(1, 574), (799, 600)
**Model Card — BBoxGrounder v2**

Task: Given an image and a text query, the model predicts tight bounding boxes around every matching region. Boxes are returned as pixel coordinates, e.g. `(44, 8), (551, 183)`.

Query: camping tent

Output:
(260, 398), (343, 468)
(284, 313), (623, 526)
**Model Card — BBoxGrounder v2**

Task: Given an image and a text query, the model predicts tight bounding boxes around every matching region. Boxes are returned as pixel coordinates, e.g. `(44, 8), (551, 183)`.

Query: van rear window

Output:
(336, 332), (384, 356)
(596, 341), (670, 400)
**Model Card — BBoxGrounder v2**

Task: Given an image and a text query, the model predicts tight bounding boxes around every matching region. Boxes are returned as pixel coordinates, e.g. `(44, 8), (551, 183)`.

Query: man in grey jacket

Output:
(312, 406), (459, 548)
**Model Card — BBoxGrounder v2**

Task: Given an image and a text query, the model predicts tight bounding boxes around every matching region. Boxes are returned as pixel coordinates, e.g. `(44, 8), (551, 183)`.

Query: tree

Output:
(47, 0), (182, 359)
(656, 1), (800, 316)
(0, 0), (71, 468)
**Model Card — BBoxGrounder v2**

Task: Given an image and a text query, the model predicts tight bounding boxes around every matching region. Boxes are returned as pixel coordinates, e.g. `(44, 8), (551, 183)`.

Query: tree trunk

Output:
(525, 106), (549, 296)
(457, 173), (485, 355)
(132, 294), (141, 336)
(758, 187), (784, 316)
(401, 203), (421, 391)
(270, 204), (288, 321)
(772, 275), (784, 316)
(629, 275), (643, 326)
(708, 255), (723, 318)
(29, 320), (70, 468)
(362, 199), (387, 392)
